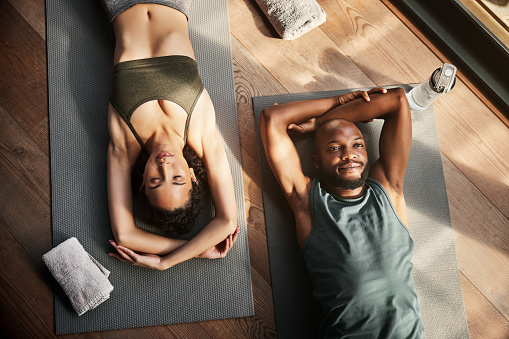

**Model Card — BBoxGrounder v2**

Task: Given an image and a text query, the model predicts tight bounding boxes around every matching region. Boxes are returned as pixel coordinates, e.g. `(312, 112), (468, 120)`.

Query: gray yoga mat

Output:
(46, 0), (253, 335)
(253, 87), (470, 339)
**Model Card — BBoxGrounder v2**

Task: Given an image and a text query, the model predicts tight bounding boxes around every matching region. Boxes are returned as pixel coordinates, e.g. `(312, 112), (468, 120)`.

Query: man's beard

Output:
(318, 161), (369, 190)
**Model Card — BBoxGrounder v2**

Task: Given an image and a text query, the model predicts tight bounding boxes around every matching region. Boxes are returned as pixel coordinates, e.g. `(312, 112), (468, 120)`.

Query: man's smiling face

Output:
(313, 119), (369, 190)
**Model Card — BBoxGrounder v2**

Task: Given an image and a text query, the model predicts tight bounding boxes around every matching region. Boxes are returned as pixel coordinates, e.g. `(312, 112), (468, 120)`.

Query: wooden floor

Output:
(1, 0), (508, 337)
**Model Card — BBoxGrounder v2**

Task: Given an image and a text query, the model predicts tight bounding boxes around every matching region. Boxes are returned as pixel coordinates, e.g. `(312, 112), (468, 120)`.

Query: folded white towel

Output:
(254, 0), (326, 40)
(42, 237), (114, 316)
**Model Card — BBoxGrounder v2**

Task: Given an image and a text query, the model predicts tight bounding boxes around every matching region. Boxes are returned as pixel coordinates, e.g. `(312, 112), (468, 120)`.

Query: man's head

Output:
(312, 119), (369, 191)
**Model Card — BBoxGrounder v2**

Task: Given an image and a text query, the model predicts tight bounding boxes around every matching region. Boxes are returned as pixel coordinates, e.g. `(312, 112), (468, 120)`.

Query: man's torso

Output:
(301, 177), (424, 338)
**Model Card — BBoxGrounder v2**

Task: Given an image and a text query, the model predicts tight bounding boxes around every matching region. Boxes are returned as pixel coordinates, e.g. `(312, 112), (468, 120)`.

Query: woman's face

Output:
(143, 144), (196, 210)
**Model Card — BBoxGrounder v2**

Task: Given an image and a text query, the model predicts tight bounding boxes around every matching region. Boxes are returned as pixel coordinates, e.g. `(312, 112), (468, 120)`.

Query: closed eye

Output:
(172, 176), (186, 185)
(149, 178), (161, 189)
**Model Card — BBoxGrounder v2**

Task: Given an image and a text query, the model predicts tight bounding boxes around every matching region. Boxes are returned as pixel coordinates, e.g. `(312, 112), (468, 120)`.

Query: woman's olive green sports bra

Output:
(110, 55), (204, 150)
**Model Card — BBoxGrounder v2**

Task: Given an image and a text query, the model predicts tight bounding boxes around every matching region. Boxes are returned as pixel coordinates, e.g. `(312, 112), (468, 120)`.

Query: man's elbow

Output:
(385, 87), (410, 117)
(261, 107), (273, 125)
(393, 87), (410, 110)
(261, 106), (284, 125)
(261, 107), (288, 139)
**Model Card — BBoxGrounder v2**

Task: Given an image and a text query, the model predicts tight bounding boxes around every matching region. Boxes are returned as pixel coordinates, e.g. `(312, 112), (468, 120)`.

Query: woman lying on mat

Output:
(104, 1), (238, 270)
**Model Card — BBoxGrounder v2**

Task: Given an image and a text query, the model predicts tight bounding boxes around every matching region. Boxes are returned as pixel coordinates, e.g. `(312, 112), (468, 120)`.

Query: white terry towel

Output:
(254, 0), (326, 40)
(42, 237), (114, 316)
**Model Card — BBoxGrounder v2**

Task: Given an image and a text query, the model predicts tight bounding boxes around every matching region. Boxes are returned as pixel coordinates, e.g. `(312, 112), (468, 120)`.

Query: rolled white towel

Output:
(42, 237), (114, 316)
(254, 0), (326, 40)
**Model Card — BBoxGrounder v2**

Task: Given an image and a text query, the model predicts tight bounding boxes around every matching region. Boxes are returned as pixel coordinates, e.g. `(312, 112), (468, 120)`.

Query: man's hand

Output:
(109, 240), (168, 271)
(287, 117), (317, 135)
(198, 227), (239, 259)
(337, 87), (387, 105)
(287, 87), (386, 135)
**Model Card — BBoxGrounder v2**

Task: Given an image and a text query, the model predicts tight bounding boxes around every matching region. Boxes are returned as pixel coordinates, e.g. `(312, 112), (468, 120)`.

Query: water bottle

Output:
(407, 63), (457, 110)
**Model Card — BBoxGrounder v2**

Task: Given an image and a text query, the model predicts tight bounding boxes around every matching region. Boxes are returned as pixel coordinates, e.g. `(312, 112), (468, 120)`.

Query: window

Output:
(389, 0), (509, 115)
(457, 0), (508, 49)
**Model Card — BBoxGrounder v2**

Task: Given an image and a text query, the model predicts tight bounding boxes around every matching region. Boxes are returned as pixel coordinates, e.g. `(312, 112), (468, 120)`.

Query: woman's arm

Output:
(107, 106), (189, 256)
(107, 143), (190, 253)
(108, 136), (239, 266)
(157, 127), (238, 269)
(110, 126), (239, 271)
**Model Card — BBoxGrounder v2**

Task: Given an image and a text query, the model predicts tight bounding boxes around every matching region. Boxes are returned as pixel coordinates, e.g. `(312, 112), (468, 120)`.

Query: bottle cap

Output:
(431, 63), (457, 93)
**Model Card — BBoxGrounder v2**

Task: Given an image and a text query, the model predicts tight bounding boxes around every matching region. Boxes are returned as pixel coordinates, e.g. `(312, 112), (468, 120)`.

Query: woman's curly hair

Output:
(131, 145), (208, 234)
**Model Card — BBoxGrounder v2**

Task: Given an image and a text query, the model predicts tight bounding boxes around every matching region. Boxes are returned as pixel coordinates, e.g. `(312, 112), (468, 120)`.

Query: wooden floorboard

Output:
(460, 273), (509, 339)
(0, 0), (47, 132)
(229, 0), (376, 91)
(443, 154), (509, 319)
(7, 0), (46, 39)
(1, 0), (507, 337)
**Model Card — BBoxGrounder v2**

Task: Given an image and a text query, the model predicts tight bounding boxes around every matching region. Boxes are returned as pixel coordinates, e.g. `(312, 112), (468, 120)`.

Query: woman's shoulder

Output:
(108, 106), (142, 165)
(186, 89), (219, 153)
(108, 106), (129, 146)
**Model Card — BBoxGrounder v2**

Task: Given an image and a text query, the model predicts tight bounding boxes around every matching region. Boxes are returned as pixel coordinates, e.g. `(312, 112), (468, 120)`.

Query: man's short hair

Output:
(313, 119), (362, 153)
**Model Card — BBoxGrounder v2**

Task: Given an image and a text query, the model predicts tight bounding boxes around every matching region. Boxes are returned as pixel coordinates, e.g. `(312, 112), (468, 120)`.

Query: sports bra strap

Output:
(183, 85), (204, 143)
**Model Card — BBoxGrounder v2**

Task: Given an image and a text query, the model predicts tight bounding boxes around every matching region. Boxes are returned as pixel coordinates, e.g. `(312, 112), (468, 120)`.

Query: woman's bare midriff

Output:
(112, 4), (194, 65)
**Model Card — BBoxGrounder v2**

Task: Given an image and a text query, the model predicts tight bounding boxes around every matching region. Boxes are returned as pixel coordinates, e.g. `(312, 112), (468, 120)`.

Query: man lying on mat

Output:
(260, 88), (424, 338)
(105, 2), (238, 270)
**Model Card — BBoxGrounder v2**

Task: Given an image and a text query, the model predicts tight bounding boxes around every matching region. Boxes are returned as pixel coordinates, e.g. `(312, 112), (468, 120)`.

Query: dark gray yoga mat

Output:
(46, 0), (253, 335)
(253, 87), (470, 339)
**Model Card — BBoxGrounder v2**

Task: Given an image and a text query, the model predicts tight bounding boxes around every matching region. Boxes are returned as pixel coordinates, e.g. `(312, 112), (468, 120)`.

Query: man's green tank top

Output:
(301, 178), (424, 338)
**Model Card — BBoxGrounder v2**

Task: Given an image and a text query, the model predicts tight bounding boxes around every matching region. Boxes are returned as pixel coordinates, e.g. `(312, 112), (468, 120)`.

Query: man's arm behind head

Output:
(366, 88), (412, 196)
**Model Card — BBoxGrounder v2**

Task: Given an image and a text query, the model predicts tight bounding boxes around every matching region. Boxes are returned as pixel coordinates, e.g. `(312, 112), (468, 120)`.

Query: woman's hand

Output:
(109, 240), (168, 271)
(198, 227), (240, 259)
(109, 227), (239, 269)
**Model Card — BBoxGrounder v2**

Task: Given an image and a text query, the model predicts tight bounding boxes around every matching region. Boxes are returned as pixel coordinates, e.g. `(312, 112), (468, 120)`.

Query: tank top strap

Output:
(125, 120), (149, 154)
